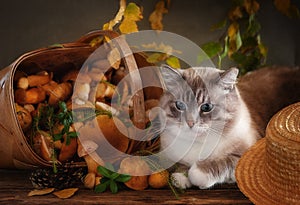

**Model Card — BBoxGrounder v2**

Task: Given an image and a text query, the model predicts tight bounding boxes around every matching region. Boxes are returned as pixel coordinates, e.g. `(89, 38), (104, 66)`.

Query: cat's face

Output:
(158, 66), (239, 141)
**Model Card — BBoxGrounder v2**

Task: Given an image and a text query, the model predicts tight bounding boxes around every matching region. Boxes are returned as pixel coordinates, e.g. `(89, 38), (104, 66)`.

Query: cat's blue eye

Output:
(200, 103), (214, 113)
(175, 101), (186, 111)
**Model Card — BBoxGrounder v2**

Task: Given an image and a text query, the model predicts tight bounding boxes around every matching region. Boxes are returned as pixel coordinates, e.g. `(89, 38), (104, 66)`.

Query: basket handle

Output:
(77, 30), (146, 130)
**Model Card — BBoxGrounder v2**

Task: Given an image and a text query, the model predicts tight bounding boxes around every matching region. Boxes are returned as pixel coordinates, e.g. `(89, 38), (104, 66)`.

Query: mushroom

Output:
(84, 172), (96, 189)
(48, 82), (72, 106)
(77, 140), (104, 175)
(16, 71), (51, 89)
(96, 114), (129, 153)
(119, 156), (150, 190)
(77, 140), (104, 189)
(15, 103), (32, 131)
(15, 87), (46, 105)
(58, 136), (77, 163)
(32, 130), (54, 162)
(27, 72), (51, 87)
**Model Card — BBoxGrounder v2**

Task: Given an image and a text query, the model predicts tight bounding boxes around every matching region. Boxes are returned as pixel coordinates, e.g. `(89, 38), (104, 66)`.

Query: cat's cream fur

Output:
(158, 65), (300, 189)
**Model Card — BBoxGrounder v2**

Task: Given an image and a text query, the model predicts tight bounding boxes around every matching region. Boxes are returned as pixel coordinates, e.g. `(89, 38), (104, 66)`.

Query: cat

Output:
(157, 65), (300, 189)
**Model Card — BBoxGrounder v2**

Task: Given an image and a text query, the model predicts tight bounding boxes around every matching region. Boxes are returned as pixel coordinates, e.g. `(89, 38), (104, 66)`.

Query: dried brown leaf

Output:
(28, 188), (55, 196)
(53, 188), (79, 199)
(149, 0), (168, 30)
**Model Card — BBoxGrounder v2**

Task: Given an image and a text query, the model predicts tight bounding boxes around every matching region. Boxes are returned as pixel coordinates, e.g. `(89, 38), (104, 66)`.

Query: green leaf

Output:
(235, 30), (242, 51)
(100, 177), (109, 184)
(220, 36), (229, 59)
(95, 181), (109, 193)
(67, 131), (78, 138)
(218, 36), (229, 68)
(231, 52), (247, 65)
(257, 35), (268, 58)
(53, 133), (63, 141)
(166, 56), (181, 69)
(110, 172), (120, 180)
(59, 101), (67, 113)
(97, 166), (113, 178)
(109, 180), (118, 194)
(201, 42), (223, 58)
(116, 174), (131, 183)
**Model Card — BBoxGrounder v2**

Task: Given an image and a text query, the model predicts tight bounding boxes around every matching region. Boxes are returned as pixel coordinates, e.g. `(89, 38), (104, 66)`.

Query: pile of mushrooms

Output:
(13, 46), (163, 190)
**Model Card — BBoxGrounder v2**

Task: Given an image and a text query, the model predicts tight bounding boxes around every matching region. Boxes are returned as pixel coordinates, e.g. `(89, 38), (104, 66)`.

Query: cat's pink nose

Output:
(187, 120), (195, 128)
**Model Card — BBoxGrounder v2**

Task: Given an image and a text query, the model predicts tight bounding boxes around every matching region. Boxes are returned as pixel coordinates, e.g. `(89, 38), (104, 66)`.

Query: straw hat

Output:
(236, 102), (300, 205)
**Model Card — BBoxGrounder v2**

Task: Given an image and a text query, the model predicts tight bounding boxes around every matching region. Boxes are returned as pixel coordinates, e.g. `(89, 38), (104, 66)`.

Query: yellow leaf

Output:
(166, 56), (180, 69)
(102, 0), (126, 31)
(119, 3), (143, 34)
(146, 53), (167, 63)
(244, 0), (260, 14)
(89, 36), (104, 47)
(53, 188), (79, 199)
(149, 0), (168, 30)
(228, 22), (239, 38)
(28, 188), (55, 196)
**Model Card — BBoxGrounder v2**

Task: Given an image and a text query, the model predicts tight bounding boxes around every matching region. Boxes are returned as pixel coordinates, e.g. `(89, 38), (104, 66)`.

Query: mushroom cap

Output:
(96, 115), (129, 153)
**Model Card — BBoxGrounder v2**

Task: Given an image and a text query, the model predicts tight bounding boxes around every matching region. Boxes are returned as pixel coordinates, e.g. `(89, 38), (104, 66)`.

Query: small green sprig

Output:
(95, 164), (131, 194)
(53, 101), (78, 145)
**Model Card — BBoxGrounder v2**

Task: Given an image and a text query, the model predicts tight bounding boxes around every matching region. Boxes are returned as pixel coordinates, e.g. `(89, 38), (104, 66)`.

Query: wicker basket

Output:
(0, 30), (162, 169)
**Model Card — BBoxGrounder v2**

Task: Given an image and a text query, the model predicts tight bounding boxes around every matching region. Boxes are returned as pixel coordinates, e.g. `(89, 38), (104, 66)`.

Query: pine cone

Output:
(29, 164), (87, 189)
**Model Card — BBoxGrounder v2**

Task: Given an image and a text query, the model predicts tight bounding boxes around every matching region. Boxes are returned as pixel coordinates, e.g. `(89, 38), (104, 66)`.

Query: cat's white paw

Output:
(188, 164), (216, 189)
(170, 172), (192, 189)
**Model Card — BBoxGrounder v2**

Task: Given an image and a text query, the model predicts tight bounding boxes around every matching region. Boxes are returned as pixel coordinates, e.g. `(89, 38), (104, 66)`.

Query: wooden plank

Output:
(0, 170), (252, 205)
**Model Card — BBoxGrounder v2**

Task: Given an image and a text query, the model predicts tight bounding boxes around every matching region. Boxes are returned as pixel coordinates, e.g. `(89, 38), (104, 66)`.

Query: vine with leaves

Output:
(99, 0), (299, 75)
(200, 0), (299, 74)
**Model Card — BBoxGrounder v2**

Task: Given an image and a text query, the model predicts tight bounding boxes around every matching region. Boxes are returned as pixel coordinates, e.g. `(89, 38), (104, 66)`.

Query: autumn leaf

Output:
(149, 0), (168, 30)
(28, 188), (55, 196)
(146, 53), (167, 63)
(89, 36), (104, 47)
(257, 35), (268, 58)
(119, 3), (143, 34)
(53, 188), (79, 199)
(166, 56), (180, 69)
(228, 22), (239, 38)
(102, 0), (126, 31)
(244, 0), (260, 15)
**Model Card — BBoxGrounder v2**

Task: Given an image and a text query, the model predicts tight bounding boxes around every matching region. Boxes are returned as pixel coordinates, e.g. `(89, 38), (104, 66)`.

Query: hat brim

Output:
(236, 138), (287, 205)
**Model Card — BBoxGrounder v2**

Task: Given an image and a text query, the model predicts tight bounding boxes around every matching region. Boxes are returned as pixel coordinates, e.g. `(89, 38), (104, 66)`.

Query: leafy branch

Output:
(53, 101), (77, 145)
(95, 164), (131, 194)
(200, 0), (299, 74)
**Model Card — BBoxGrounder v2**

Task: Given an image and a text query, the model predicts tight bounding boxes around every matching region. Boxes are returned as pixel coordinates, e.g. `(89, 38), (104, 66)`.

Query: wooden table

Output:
(0, 169), (252, 205)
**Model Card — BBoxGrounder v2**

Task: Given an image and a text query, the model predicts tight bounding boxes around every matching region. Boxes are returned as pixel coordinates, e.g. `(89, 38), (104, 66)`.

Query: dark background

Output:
(0, 0), (299, 69)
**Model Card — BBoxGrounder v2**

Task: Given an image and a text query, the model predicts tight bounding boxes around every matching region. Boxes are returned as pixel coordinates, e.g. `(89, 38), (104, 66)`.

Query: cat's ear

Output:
(218, 68), (239, 90)
(160, 64), (183, 90)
